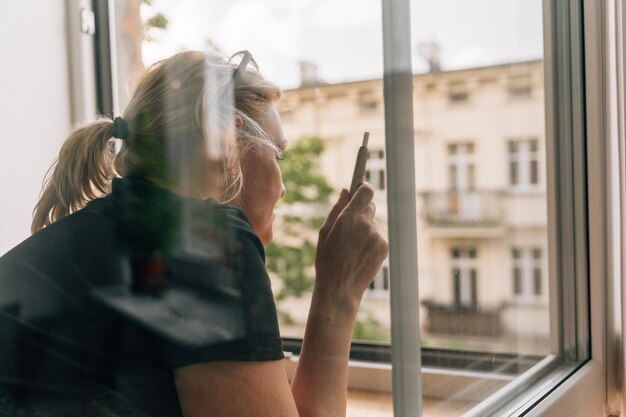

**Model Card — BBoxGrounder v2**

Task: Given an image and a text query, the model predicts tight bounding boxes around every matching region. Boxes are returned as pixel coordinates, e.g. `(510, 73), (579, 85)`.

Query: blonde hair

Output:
(32, 50), (282, 233)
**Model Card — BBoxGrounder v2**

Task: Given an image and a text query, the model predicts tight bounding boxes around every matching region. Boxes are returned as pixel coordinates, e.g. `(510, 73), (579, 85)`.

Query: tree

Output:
(141, 0), (169, 42)
(265, 136), (333, 304)
(267, 136), (388, 342)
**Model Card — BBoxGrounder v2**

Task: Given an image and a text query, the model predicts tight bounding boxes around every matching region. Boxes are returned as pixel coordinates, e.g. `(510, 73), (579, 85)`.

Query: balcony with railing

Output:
(421, 190), (505, 228)
(421, 300), (506, 338)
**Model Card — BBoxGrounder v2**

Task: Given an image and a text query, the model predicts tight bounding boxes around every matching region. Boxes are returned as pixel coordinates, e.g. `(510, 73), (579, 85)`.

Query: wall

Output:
(0, 1), (72, 255)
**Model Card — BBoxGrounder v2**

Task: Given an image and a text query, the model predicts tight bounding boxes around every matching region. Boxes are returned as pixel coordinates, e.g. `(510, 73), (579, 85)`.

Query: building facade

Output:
(276, 60), (549, 354)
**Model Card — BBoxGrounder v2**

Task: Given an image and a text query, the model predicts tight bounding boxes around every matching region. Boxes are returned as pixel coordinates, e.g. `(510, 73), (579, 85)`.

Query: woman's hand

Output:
(314, 184), (389, 306)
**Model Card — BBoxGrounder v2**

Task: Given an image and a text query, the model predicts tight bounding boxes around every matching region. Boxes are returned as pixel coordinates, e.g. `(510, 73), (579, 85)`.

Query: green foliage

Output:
(352, 311), (387, 342)
(267, 136), (334, 305)
(266, 241), (316, 300)
(281, 136), (333, 205)
(277, 310), (295, 325)
(142, 1), (168, 42)
(146, 12), (168, 30)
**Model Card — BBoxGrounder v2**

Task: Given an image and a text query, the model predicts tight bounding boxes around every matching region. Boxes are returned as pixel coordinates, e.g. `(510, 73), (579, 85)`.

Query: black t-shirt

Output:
(0, 176), (283, 416)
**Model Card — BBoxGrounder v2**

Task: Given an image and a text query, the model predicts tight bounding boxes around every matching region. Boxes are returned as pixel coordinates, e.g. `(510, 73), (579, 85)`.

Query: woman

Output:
(0, 50), (387, 416)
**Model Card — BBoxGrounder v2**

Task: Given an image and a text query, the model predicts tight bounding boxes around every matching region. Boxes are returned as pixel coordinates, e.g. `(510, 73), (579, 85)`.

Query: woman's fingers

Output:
(363, 201), (376, 219)
(344, 184), (374, 214)
(318, 188), (350, 242)
(316, 183), (388, 294)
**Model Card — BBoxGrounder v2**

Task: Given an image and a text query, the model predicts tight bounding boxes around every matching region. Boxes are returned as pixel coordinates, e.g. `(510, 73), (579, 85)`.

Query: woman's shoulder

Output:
(208, 201), (257, 236)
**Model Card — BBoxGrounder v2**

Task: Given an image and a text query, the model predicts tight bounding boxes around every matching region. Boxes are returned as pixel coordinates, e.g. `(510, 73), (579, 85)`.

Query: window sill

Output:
(523, 359), (602, 417)
(283, 347), (595, 416)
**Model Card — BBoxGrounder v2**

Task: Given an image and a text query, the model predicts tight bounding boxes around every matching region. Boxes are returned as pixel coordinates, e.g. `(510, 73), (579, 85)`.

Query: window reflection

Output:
(111, 0), (549, 415)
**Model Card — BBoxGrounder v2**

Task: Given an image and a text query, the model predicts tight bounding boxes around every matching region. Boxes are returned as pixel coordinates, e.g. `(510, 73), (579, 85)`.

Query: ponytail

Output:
(31, 118), (116, 233)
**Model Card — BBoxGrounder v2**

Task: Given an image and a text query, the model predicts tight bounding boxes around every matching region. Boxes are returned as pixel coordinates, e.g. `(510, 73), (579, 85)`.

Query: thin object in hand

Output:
(349, 132), (370, 198)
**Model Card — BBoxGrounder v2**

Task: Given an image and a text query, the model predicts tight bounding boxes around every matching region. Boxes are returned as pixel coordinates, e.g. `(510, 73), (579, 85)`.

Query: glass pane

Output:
(510, 160), (519, 185)
(534, 268), (542, 295)
(530, 139), (539, 152)
(513, 268), (523, 294)
(412, 0), (550, 414)
(112, 0), (390, 415)
(468, 164), (476, 190)
(531, 159), (539, 184)
(449, 165), (458, 189)
(117, 0), (387, 332)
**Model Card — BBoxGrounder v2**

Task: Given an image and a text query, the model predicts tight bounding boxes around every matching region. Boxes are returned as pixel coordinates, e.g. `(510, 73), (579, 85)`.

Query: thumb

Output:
(318, 189), (350, 242)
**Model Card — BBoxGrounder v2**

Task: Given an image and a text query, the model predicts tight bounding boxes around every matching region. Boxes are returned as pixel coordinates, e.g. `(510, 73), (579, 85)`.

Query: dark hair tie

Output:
(113, 116), (129, 140)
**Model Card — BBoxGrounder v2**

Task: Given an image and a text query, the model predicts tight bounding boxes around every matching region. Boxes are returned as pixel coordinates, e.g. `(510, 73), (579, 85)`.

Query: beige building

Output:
(276, 60), (549, 354)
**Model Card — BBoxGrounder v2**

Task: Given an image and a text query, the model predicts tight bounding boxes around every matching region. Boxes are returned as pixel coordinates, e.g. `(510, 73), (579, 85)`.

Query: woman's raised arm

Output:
(174, 184), (387, 417)
(291, 184), (388, 417)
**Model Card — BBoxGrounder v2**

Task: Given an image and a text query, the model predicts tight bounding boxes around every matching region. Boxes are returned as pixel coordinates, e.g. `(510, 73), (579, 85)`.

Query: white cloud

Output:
(448, 46), (492, 69)
(142, 0), (542, 87)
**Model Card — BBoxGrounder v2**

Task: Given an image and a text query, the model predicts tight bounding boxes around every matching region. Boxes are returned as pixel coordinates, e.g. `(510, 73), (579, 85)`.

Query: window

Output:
(511, 247), (543, 303)
(509, 84), (533, 99)
(409, 0), (591, 413)
(508, 76), (534, 100)
(451, 247), (478, 308)
(358, 92), (380, 114)
(111, 0), (390, 347)
(1, 0), (622, 415)
(448, 143), (475, 191)
(448, 90), (469, 104)
(509, 139), (539, 190)
(448, 82), (470, 104)
(365, 150), (386, 191)
(91, 0), (608, 415)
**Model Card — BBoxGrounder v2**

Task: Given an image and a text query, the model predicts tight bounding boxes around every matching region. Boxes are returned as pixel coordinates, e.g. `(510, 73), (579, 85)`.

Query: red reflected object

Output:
(131, 257), (166, 293)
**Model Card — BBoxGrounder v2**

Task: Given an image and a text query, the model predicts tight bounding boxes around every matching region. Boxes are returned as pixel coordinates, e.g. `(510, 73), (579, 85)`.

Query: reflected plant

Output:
(142, 0), (169, 42)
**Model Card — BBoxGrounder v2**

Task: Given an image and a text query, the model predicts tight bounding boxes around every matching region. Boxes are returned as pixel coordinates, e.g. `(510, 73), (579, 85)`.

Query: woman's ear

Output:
(234, 114), (243, 130)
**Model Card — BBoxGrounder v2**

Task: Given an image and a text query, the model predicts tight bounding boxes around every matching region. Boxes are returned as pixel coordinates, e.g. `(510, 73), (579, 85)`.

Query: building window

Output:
(365, 150), (386, 191)
(451, 247), (478, 308)
(448, 90), (469, 104)
(509, 139), (539, 190)
(448, 143), (475, 191)
(509, 84), (533, 99)
(448, 81), (469, 104)
(358, 92), (379, 114)
(511, 247), (543, 302)
(509, 76), (533, 99)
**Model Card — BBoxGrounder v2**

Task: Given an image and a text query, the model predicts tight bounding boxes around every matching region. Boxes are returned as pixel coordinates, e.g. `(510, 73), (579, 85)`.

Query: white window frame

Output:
(67, 0), (99, 123)
(521, 1), (623, 415)
(97, 0), (624, 414)
(382, 0), (620, 415)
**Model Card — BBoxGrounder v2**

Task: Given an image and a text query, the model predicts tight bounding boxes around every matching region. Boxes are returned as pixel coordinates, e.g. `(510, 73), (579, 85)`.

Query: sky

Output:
(142, 0), (543, 89)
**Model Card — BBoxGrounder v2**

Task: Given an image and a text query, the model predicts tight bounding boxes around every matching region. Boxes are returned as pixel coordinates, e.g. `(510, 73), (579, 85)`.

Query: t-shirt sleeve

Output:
(165, 205), (284, 369)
